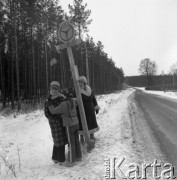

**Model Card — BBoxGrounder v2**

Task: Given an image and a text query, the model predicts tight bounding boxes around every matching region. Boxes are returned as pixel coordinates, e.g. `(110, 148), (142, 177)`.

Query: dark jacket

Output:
(77, 85), (100, 134)
(44, 95), (68, 147)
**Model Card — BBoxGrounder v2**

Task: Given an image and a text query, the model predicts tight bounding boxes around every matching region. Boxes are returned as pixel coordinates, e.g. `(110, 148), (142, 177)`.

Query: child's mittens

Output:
(96, 110), (99, 114)
(94, 105), (100, 114)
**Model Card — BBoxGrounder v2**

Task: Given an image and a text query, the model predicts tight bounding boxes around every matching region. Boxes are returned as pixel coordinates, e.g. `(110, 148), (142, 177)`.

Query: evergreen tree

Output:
(0, 0), (125, 110)
(68, 0), (92, 39)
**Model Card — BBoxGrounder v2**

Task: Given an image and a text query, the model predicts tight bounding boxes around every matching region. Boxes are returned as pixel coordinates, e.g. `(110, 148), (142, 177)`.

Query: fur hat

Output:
(78, 76), (87, 84)
(50, 81), (60, 90)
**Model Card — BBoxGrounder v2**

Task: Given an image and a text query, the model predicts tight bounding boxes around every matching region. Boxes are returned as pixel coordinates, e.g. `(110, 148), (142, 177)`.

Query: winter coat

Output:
(78, 85), (100, 135)
(49, 98), (78, 127)
(44, 95), (68, 147)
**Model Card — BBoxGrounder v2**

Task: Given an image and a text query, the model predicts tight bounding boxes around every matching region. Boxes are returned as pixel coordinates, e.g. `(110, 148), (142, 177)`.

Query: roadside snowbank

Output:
(135, 87), (177, 100)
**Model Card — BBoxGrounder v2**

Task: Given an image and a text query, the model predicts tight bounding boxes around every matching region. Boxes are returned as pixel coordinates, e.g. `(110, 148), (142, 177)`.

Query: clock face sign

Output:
(58, 21), (75, 44)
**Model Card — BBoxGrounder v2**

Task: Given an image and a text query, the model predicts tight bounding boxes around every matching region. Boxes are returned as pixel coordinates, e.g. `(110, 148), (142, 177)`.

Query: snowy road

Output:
(135, 89), (177, 168)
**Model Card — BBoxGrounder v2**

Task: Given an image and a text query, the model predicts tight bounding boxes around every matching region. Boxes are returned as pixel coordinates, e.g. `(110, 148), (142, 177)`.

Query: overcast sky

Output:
(60, 0), (177, 76)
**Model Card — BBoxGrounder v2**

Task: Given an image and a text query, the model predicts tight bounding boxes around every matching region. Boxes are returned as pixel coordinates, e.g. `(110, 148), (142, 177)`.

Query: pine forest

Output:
(0, 0), (124, 110)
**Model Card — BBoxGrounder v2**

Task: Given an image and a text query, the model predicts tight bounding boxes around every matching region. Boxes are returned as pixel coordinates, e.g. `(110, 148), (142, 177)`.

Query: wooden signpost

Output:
(57, 20), (91, 145)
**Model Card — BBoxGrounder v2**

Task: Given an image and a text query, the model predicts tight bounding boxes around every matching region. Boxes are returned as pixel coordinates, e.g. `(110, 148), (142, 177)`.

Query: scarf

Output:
(80, 85), (91, 96)
(50, 90), (63, 99)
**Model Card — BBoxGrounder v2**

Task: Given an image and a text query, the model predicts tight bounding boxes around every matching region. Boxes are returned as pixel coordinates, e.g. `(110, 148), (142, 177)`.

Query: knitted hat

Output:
(78, 76), (87, 84)
(50, 81), (60, 90)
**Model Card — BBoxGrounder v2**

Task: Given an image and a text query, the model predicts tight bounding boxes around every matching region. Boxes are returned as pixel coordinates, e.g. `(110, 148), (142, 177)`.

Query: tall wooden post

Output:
(57, 20), (91, 144)
(67, 47), (90, 143)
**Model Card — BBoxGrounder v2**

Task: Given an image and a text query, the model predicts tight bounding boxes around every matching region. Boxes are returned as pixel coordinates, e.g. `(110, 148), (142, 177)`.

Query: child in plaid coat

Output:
(44, 81), (68, 164)
(49, 88), (82, 167)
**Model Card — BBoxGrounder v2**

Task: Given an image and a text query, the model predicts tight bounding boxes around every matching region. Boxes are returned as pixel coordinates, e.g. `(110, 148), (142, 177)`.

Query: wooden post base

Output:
(87, 139), (95, 153)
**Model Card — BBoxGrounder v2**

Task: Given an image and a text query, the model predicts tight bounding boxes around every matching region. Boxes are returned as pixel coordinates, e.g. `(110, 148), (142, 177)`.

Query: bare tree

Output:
(169, 62), (177, 90)
(169, 62), (177, 75)
(139, 58), (157, 88)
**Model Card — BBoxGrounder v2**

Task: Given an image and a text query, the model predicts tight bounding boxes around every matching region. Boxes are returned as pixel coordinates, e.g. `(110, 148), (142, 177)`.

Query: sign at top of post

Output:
(58, 21), (75, 44)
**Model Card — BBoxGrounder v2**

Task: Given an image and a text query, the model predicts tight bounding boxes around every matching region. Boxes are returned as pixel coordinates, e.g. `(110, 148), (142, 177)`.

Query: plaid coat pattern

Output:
(44, 95), (68, 147)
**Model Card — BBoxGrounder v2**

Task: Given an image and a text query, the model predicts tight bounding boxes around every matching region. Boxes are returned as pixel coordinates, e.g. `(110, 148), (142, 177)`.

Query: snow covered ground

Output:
(0, 88), (176, 180)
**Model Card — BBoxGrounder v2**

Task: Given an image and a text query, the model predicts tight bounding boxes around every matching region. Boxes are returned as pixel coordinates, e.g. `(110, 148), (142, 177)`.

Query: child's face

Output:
(50, 86), (60, 94)
(50, 85), (60, 91)
(50, 89), (59, 92)
(78, 81), (85, 89)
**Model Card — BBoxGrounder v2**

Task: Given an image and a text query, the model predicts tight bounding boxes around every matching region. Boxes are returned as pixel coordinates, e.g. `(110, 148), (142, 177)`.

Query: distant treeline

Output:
(125, 75), (177, 91)
(0, 0), (124, 110)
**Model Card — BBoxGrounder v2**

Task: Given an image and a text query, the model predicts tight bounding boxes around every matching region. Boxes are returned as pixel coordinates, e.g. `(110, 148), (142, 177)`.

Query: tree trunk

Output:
(31, 24), (36, 103)
(85, 45), (89, 85)
(11, 50), (15, 109)
(45, 34), (49, 95)
(0, 39), (6, 108)
(37, 44), (40, 103)
(92, 55), (95, 89)
(13, 0), (21, 110)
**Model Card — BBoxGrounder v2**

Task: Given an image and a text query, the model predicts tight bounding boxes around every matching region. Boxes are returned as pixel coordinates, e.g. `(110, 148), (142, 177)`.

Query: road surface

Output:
(134, 89), (177, 169)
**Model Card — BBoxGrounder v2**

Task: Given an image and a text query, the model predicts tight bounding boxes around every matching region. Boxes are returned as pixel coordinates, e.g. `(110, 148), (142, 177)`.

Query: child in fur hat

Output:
(44, 81), (68, 164)
(49, 88), (82, 167)
(77, 76), (100, 143)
